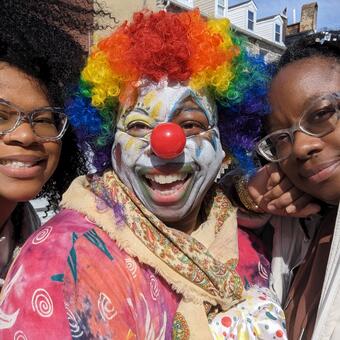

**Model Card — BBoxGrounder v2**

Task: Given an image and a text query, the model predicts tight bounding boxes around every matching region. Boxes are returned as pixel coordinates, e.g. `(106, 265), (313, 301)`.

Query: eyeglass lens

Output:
(260, 94), (339, 161)
(300, 96), (338, 135)
(0, 102), (66, 138)
(258, 133), (292, 161)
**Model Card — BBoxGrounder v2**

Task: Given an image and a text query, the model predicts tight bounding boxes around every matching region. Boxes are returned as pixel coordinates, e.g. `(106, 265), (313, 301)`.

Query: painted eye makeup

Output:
(172, 107), (210, 137)
(123, 110), (154, 137)
(126, 120), (152, 137)
(179, 120), (207, 136)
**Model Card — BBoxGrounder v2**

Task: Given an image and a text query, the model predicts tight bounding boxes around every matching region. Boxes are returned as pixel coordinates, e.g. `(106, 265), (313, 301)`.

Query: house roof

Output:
(257, 14), (281, 22)
(228, 0), (254, 10)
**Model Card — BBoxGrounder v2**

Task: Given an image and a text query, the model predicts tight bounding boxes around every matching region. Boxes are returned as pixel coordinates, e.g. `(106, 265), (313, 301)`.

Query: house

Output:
(256, 14), (285, 46)
(94, 0), (284, 46)
(163, 0), (286, 61)
(227, 0), (257, 32)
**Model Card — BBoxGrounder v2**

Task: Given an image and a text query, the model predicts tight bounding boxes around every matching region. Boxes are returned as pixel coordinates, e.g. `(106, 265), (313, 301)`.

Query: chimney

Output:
(300, 2), (318, 32)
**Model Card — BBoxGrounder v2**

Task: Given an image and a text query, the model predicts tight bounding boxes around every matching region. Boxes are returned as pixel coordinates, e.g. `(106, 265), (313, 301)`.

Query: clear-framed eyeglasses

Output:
(0, 99), (68, 141)
(256, 92), (340, 162)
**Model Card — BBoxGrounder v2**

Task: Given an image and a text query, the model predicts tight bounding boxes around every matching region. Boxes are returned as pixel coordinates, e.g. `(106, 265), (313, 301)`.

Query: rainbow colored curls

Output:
(67, 9), (273, 174)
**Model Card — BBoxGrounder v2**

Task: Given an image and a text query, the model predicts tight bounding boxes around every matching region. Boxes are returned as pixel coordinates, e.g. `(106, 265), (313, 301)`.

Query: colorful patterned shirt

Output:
(0, 209), (279, 339)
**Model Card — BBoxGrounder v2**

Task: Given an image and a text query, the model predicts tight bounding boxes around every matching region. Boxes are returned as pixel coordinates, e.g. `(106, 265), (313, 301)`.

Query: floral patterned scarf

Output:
(62, 170), (242, 339)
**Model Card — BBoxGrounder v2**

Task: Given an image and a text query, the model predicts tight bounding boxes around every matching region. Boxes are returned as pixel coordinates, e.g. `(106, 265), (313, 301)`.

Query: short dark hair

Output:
(277, 30), (340, 72)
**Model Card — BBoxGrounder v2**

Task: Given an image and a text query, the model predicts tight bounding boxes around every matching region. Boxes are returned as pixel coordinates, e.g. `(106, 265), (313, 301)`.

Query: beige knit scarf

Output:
(61, 170), (242, 339)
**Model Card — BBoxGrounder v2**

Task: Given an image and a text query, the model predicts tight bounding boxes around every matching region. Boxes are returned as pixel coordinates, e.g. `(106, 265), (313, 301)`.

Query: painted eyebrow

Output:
(172, 98), (205, 117)
(123, 107), (150, 120)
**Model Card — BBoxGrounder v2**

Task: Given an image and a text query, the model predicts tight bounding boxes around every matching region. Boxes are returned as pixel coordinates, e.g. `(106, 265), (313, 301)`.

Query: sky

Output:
(228, 0), (340, 30)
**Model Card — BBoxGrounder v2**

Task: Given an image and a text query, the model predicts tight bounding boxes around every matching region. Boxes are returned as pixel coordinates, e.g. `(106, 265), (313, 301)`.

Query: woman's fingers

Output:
(247, 163), (284, 204)
(247, 163), (320, 218)
(264, 191), (320, 217)
(265, 163), (284, 190)
(284, 195), (321, 217)
(262, 177), (294, 205)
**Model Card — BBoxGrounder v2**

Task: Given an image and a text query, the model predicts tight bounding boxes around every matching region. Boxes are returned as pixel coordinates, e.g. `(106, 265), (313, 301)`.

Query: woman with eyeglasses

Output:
(0, 1), (110, 287)
(245, 31), (340, 339)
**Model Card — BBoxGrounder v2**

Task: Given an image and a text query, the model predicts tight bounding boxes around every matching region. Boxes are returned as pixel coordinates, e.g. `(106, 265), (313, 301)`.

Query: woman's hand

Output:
(247, 163), (321, 217)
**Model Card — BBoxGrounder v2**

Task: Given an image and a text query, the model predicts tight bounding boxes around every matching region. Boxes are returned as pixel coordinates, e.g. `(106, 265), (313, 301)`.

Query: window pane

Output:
(218, 0), (224, 5)
(275, 24), (281, 42)
(218, 5), (224, 16)
(248, 10), (254, 20)
(248, 10), (254, 30)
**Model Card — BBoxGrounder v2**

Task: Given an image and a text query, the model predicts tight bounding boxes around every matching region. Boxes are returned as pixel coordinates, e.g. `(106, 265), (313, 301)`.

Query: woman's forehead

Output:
(271, 57), (340, 96)
(268, 57), (340, 127)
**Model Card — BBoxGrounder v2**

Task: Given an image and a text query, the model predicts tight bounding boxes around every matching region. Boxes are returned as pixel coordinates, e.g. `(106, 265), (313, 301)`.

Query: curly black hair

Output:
(0, 0), (114, 211)
(277, 30), (340, 72)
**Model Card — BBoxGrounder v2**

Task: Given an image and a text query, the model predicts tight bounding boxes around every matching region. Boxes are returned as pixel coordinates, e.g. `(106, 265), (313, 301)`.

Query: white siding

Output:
(227, 1), (257, 31)
(174, 0), (194, 8)
(256, 21), (273, 40)
(255, 16), (284, 45)
(31, 198), (55, 224)
(194, 0), (215, 17)
(227, 8), (245, 27)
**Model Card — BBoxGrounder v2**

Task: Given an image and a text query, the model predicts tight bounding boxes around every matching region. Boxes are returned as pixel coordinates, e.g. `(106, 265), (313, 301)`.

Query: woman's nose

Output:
(3, 122), (38, 146)
(150, 122), (186, 159)
(291, 131), (324, 160)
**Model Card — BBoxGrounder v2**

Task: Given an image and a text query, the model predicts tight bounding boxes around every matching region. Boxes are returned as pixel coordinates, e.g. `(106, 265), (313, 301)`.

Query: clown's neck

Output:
(165, 205), (202, 234)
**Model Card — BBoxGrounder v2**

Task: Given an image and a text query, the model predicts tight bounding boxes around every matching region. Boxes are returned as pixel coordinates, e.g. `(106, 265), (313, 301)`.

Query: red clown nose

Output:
(150, 123), (186, 159)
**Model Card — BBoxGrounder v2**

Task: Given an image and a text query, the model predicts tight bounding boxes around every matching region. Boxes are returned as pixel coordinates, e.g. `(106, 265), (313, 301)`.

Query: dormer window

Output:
(275, 23), (281, 42)
(217, 0), (226, 17)
(248, 10), (254, 30)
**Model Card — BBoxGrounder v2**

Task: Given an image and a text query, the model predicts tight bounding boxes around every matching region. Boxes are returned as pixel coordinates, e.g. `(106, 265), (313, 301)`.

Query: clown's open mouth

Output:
(139, 166), (195, 205)
(145, 172), (191, 193)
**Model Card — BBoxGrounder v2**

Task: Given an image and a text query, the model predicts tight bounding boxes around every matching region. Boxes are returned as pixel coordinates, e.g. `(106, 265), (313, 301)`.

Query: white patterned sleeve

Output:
(209, 286), (287, 340)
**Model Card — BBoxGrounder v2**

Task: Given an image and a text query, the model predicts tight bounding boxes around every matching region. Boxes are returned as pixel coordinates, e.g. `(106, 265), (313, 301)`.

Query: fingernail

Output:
(267, 204), (276, 211)
(286, 206), (296, 214)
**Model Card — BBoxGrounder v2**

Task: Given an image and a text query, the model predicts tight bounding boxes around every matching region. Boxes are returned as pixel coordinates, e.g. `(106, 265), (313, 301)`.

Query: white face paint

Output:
(111, 81), (225, 223)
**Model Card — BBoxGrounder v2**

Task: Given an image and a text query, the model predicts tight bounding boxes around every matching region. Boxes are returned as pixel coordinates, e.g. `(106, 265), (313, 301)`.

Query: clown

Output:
(112, 82), (224, 230)
(0, 10), (286, 339)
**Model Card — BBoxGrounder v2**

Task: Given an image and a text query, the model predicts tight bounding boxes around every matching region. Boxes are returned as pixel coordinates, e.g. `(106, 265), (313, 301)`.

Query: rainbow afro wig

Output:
(66, 9), (273, 174)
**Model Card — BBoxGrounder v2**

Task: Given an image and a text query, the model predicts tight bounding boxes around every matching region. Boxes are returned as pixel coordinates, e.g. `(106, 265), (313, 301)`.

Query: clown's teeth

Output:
(144, 173), (187, 184)
(149, 180), (186, 195)
(151, 188), (178, 196)
(0, 160), (37, 168)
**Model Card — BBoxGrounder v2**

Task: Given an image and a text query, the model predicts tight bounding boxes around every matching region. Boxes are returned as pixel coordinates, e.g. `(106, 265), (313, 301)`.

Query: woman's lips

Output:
(303, 160), (340, 184)
(0, 157), (46, 179)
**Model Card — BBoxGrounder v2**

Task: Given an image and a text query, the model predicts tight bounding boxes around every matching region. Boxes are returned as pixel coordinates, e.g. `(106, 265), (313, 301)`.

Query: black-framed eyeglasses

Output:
(0, 99), (68, 141)
(256, 92), (340, 162)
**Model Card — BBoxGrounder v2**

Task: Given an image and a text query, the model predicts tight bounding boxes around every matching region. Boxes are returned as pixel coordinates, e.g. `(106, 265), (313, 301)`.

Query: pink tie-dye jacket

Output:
(0, 209), (270, 339)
